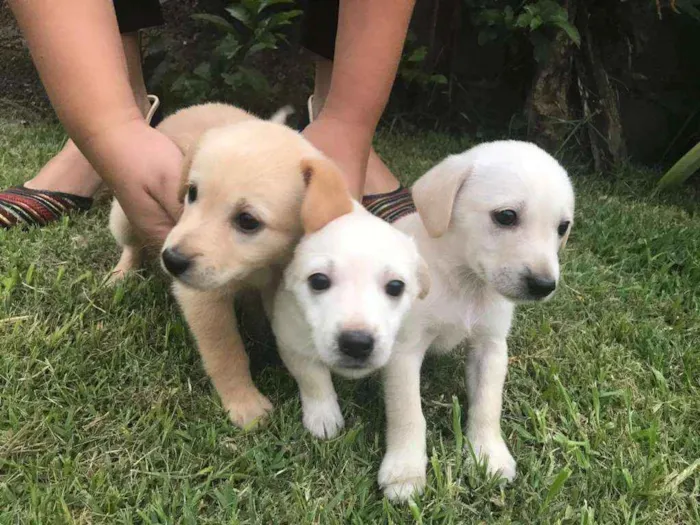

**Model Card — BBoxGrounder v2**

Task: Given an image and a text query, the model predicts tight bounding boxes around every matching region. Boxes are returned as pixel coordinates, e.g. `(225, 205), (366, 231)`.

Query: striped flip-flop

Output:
(0, 95), (162, 230)
(362, 185), (417, 223)
(0, 187), (94, 228)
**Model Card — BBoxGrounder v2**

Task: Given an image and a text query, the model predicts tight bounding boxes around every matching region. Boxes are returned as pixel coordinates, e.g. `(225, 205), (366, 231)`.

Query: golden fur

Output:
(109, 102), (352, 427)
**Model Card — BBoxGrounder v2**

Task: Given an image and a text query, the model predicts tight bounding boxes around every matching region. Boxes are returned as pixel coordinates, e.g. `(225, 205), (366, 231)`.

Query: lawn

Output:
(1, 119), (698, 524)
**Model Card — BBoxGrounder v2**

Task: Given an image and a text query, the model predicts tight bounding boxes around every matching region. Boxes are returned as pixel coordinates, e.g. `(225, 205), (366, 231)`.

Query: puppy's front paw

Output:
(224, 388), (273, 429)
(378, 450), (428, 502)
(106, 269), (127, 285)
(106, 248), (141, 285)
(467, 434), (516, 482)
(302, 397), (344, 439)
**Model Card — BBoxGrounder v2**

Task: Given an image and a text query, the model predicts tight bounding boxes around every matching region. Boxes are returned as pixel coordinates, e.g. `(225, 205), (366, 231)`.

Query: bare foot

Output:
(363, 149), (400, 195)
(23, 139), (103, 198)
(107, 246), (144, 285)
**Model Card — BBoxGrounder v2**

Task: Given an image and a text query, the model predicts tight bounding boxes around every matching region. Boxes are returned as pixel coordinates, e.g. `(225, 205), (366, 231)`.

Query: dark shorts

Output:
(114, 0), (164, 34)
(299, 0), (339, 61)
(113, 0), (338, 60)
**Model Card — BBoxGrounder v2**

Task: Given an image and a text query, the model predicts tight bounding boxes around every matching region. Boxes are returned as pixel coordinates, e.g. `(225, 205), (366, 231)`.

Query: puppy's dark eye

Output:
(492, 209), (518, 226)
(234, 212), (262, 233)
(308, 273), (331, 292)
(558, 220), (570, 237)
(187, 184), (197, 204)
(385, 280), (405, 298)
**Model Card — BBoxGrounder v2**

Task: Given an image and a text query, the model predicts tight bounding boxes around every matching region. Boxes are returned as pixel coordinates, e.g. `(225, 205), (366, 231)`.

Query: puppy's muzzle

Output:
(162, 247), (192, 277)
(526, 274), (556, 299)
(337, 330), (374, 360)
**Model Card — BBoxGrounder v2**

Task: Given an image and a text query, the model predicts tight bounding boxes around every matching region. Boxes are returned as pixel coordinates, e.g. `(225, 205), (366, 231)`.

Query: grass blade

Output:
(541, 467), (572, 511)
(657, 142), (700, 189)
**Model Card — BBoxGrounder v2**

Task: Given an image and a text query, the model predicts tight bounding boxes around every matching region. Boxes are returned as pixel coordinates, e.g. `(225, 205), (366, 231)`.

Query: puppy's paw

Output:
(378, 450), (428, 502)
(224, 388), (273, 429)
(106, 268), (128, 286)
(302, 397), (344, 439)
(467, 434), (516, 482)
(106, 248), (141, 286)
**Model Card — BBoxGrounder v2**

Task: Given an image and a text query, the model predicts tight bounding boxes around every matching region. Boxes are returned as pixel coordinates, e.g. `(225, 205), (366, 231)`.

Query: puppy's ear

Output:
(300, 156), (354, 234)
(269, 105), (294, 125)
(412, 155), (471, 238)
(417, 256), (431, 300)
(176, 145), (198, 203)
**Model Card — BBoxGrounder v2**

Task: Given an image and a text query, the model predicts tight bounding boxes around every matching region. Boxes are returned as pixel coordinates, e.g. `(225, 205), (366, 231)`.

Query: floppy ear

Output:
(300, 156), (354, 234)
(412, 155), (472, 238)
(269, 105), (294, 125)
(176, 145), (198, 203)
(416, 256), (431, 300)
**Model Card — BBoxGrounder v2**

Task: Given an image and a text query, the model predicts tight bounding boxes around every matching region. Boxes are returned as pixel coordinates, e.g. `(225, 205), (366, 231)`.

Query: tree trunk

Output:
(425, 0), (461, 76)
(525, 13), (577, 153)
(575, 0), (627, 170)
(525, 0), (628, 169)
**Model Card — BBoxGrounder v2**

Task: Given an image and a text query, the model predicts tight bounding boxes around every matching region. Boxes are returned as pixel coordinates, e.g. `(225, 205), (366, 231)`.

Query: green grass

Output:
(1, 119), (698, 524)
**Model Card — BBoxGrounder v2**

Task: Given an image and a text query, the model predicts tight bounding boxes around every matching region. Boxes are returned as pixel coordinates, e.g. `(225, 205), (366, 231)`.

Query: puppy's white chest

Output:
(429, 295), (481, 352)
(445, 295), (481, 330)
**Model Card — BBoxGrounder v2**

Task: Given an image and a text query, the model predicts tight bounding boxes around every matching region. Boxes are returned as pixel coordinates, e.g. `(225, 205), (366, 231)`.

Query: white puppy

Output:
(271, 203), (430, 439)
(377, 140), (575, 501)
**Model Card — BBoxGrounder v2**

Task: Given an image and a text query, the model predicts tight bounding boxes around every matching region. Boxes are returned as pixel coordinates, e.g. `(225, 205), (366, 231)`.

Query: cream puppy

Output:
(378, 141), (575, 501)
(271, 203), (429, 439)
(109, 103), (352, 428)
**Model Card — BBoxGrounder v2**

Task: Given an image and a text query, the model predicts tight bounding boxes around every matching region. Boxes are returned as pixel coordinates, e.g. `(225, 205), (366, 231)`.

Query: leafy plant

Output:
(670, 0), (700, 22)
(150, 0), (302, 105)
(468, 0), (580, 63)
(397, 33), (448, 91)
(657, 142), (700, 189)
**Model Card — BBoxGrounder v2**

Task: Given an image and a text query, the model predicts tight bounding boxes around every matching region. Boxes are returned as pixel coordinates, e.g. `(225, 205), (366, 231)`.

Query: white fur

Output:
(378, 140), (575, 501)
(271, 203), (429, 439)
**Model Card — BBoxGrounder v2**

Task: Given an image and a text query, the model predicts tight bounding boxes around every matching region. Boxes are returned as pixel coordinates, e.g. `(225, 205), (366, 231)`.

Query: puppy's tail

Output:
(269, 105), (294, 125)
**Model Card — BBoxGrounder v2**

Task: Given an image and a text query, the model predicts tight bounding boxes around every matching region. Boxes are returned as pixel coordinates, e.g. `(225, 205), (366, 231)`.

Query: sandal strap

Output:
(307, 95), (316, 123)
(146, 94), (161, 126)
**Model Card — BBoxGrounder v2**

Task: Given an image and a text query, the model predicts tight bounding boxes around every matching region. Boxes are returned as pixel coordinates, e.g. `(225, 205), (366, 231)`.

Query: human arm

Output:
(303, 0), (416, 198)
(8, 0), (182, 243)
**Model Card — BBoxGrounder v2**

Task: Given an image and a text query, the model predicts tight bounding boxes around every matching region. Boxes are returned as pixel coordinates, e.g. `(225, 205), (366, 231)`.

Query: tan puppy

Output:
(109, 103), (352, 427)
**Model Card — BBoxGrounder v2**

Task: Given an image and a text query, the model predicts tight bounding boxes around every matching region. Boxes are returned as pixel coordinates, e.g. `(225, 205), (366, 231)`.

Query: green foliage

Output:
(664, 0), (700, 22)
(657, 142), (700, 189)
(467, 0), (580, 63)
(150, 0), (302, 105)
(397, 33), (448, 92)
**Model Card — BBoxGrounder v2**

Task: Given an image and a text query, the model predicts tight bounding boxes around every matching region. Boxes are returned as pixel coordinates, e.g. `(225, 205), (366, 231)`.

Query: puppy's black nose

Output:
(338, 330), (374, 359)
(162, 247), (191, 276)
(526, 275), (556, 298)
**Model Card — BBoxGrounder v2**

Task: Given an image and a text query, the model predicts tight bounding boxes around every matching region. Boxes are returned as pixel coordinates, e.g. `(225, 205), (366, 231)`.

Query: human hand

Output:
(85, 119), (183, 248)
(303, 114), (373, 199)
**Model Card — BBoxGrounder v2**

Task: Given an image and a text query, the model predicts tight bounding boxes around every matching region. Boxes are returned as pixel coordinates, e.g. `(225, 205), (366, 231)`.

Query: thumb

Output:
(153, 137), (186, 223)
